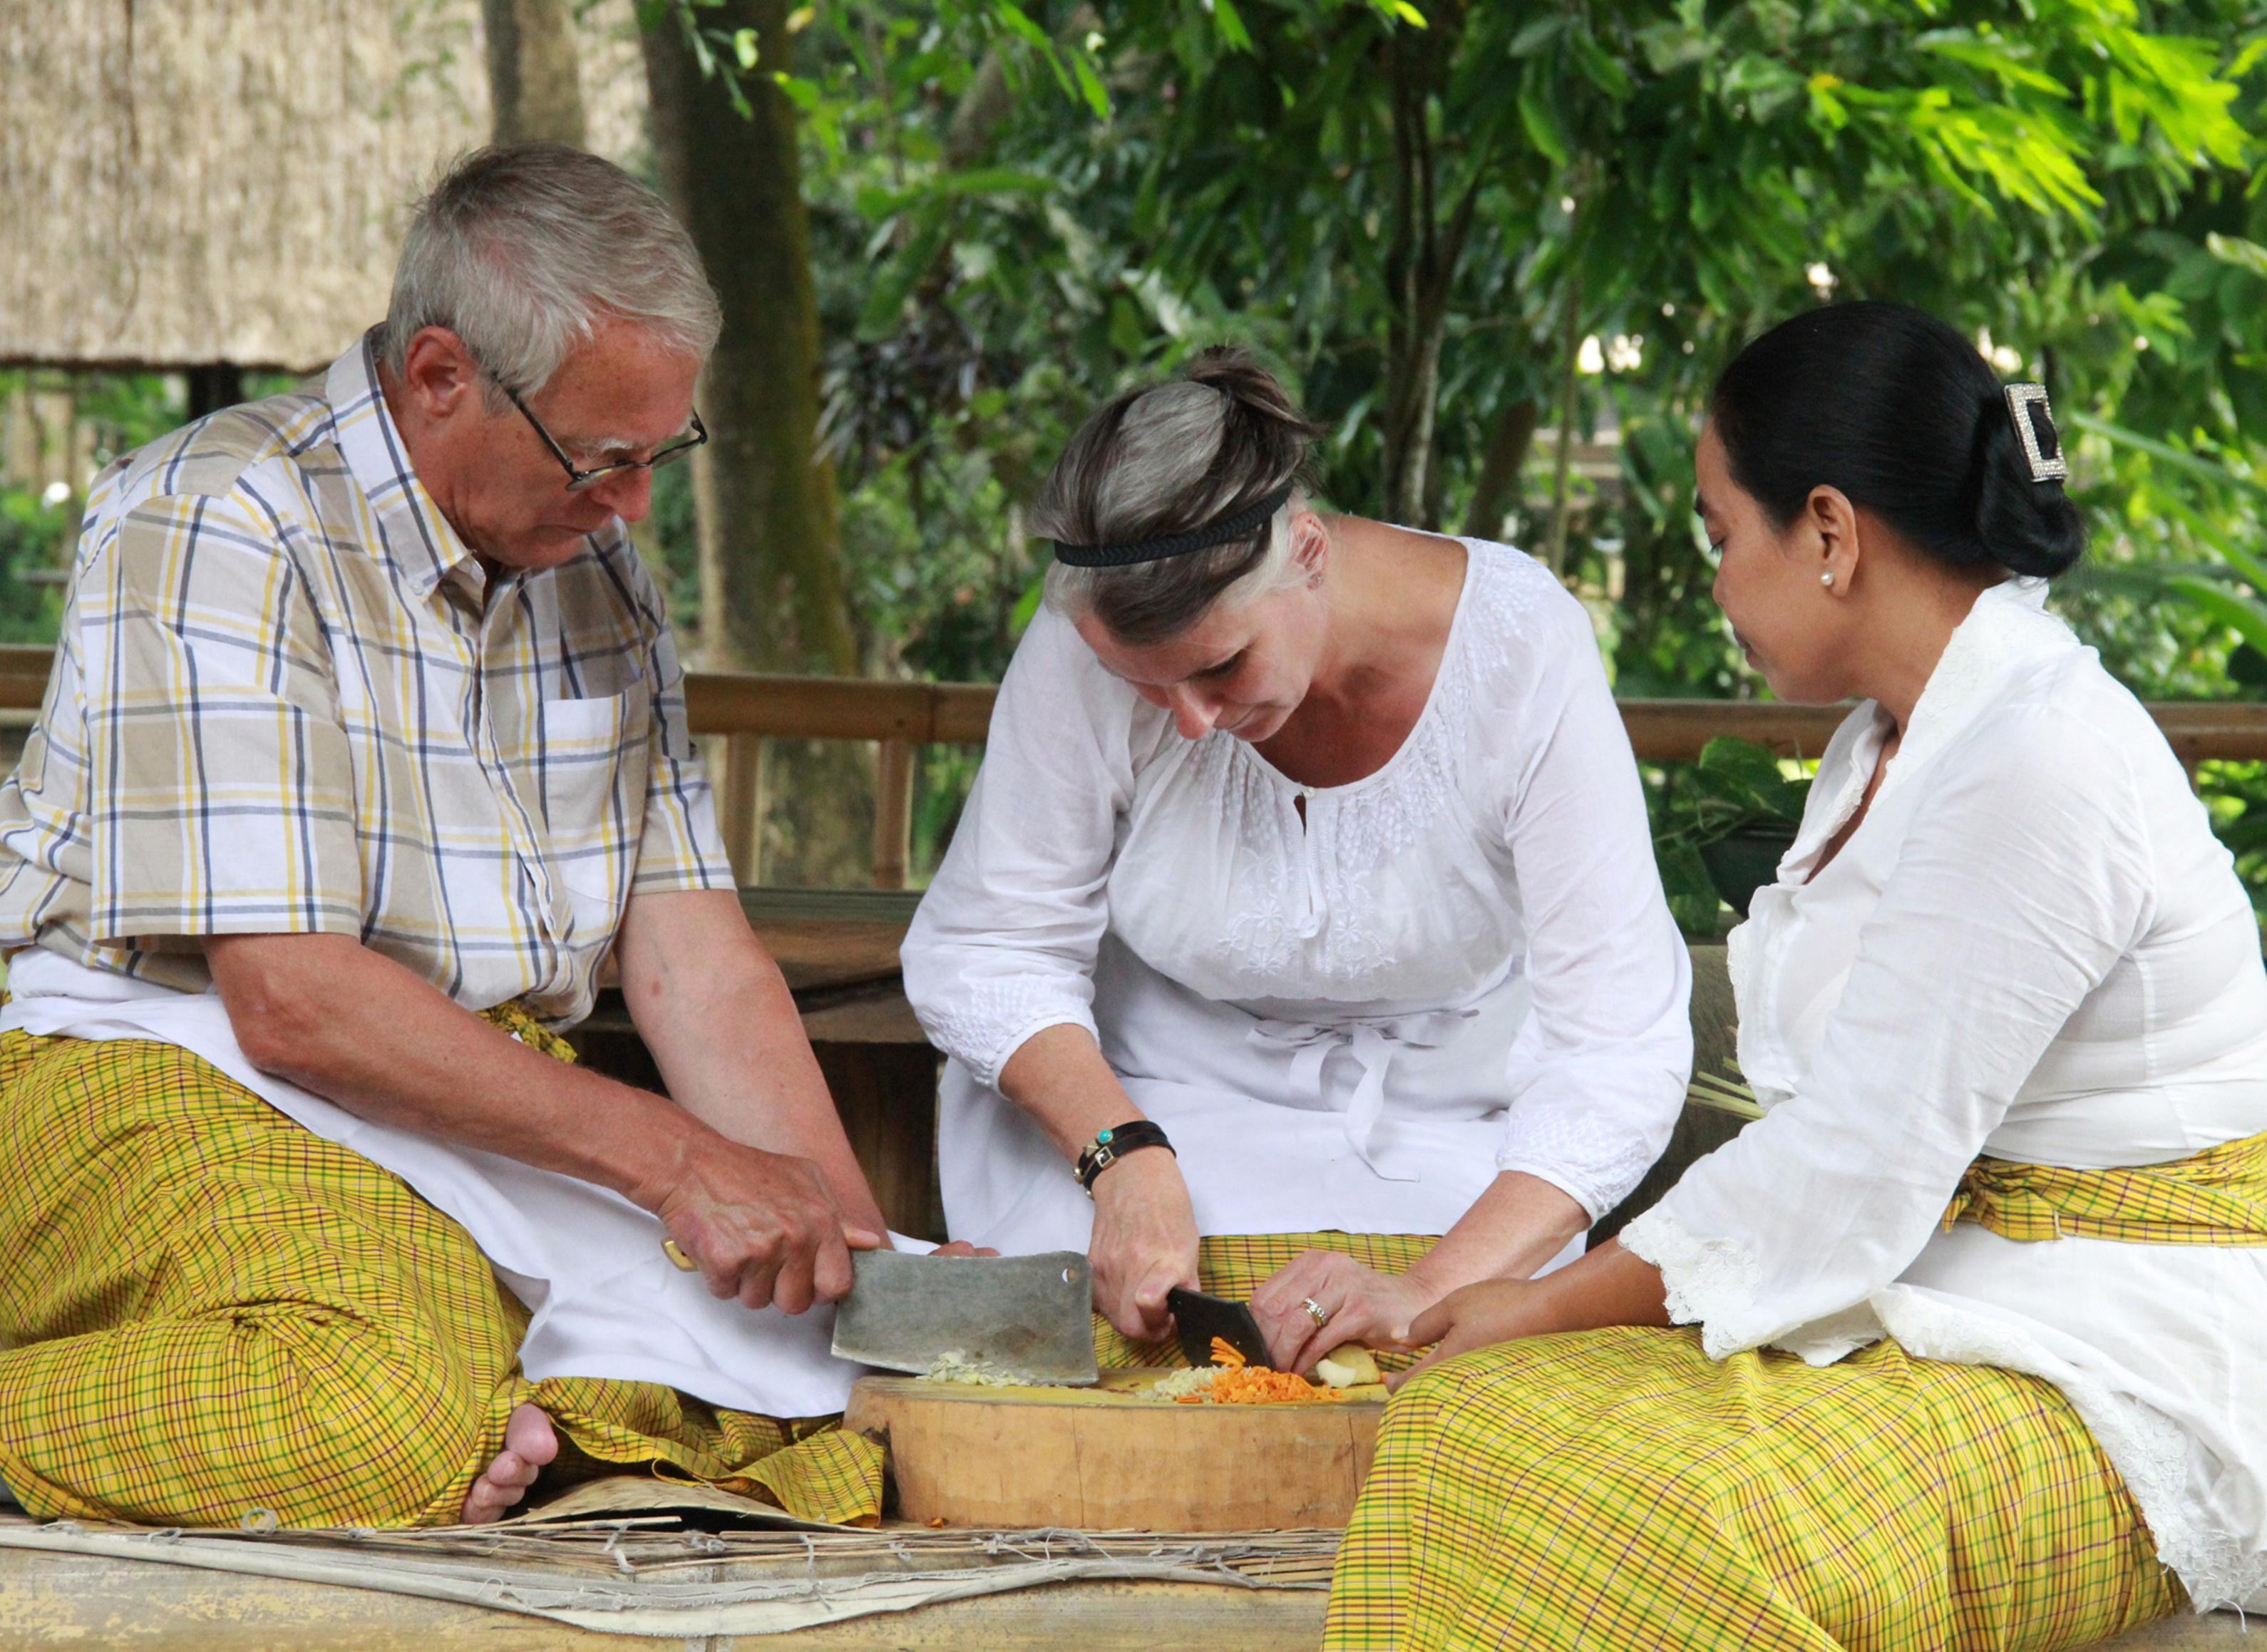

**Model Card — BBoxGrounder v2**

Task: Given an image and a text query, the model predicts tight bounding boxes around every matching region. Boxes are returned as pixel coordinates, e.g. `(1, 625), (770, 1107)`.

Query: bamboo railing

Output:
(4, 647), (2264, 888)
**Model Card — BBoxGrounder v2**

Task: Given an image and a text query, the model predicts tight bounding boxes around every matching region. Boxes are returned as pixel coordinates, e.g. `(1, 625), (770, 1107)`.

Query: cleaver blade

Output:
(832, 1249), (1099, 1385)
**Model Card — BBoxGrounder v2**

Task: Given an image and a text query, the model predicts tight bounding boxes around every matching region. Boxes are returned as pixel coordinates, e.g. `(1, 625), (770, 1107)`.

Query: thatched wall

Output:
(0, 0), (649, 374)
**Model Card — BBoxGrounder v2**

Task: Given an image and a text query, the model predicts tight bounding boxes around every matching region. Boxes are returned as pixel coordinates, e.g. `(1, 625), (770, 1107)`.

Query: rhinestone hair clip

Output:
(2003, 383), (2069, 483)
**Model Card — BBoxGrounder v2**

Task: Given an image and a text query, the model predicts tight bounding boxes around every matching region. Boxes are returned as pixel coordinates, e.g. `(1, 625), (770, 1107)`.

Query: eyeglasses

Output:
(492, 374), (707, 494)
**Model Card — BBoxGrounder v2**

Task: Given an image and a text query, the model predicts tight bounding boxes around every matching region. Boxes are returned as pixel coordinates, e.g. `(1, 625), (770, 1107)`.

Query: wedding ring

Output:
(1302, 1296), (1332, 1330)
(663, 1238), (698, 1271)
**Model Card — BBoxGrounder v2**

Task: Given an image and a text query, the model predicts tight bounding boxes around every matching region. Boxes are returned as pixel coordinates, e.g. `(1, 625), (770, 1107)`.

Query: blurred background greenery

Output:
(9, 0), (2267, 919)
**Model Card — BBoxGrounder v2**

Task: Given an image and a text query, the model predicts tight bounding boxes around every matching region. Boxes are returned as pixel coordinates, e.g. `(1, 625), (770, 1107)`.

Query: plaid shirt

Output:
(0, 333), (734, 1023)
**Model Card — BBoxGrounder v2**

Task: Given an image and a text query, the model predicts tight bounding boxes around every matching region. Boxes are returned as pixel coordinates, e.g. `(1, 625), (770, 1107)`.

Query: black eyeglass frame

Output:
(493, 374), (707, 494)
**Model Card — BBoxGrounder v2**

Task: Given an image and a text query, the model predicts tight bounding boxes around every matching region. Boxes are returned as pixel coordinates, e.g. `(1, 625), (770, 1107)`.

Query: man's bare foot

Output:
(459, 1402), (558, 1524)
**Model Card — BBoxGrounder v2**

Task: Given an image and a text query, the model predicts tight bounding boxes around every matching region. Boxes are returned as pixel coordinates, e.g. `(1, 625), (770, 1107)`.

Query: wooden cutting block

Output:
(843, 1369), (1388, 1530)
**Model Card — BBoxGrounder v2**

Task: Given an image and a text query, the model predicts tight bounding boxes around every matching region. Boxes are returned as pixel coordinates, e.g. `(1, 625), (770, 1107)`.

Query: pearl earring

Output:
(1821, 572), (1835, 588)
(1308, 573), (1323, 589)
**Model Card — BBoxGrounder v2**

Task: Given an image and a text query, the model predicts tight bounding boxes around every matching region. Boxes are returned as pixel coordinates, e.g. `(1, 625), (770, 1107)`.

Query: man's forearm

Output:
(206, 931), (708, 1213)
(615, 889), (888, 1236)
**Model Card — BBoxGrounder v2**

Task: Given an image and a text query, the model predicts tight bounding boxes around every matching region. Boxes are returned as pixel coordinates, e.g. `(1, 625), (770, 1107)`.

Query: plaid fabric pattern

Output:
(1946, 1128), (2267, 1244)
(0, 1027), (880, 1528)
(1093, 1232), (1434, 1373)
(1326, 1325), (2183, 1651)
(0, 332), (731, 1026)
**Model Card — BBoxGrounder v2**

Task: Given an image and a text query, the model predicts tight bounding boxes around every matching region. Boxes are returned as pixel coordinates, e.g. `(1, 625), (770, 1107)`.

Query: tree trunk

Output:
(1377, 10), (1476, 531)
(482, 0), (587, 148)
(1463, 394), (1537, 540)
(641, 1), (856, 674)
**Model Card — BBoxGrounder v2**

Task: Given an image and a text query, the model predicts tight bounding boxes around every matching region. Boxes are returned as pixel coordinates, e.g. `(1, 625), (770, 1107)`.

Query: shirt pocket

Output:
(531, 683), (651, 908)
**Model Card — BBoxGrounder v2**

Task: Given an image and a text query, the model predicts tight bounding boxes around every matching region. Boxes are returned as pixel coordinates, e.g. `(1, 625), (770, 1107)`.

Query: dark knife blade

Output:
(1167, 1286), (1271, 1369)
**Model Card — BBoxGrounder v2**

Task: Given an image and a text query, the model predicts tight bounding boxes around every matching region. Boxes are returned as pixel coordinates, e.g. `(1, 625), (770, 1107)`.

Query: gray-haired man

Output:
(0, 145), (906, 1527)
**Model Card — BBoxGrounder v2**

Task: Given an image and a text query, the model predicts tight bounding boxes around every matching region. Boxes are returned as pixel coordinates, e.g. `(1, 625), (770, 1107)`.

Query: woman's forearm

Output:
(1405, 1170), (1591, 1296)
(997, 1023), (1146, 1161)
(1530, 1238), (1672, 1333)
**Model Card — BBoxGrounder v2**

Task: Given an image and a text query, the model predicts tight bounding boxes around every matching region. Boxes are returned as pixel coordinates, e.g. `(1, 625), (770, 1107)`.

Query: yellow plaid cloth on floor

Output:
(1093, 1231), (1433, 1373)
(1327, 1325), (2183, 1652)
(0, 1024), (882, 1528)
(1946, 1128), (2267, 1244)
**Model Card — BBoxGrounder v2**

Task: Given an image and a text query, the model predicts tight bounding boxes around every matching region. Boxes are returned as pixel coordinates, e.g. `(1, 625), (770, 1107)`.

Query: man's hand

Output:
(1250, 1251), (1444, 1375)
(1379, 1278), (1551, 1390)
(654, 1141), (882, 1314)
(1087, 1148), (1200, 1341)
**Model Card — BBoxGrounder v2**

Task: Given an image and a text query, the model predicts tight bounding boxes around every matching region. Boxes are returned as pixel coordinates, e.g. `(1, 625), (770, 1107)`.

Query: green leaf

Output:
(855, 211), (952, 341)
(1518, 89), (1571, 166)
(1507, 15), (1568, 57)
(1070, 49), (1111, 120)
(1208, 0), (1254, 53)
(2206, 232), (2267, 281)
(2169, 578), (2267, 659)
(2069, 413), (2267, 505)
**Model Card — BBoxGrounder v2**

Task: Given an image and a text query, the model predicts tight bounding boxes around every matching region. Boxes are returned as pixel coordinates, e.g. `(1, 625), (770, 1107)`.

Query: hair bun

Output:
(1183, 347), (1320, 441)
(1970, 392), (2084, 579)
(1711, 302), (2085, 583)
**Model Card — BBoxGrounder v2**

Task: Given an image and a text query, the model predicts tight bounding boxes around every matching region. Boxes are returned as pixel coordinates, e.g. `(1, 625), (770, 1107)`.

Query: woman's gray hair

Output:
(1037, 351), (1322, 647)
(383, 143), (721, 404)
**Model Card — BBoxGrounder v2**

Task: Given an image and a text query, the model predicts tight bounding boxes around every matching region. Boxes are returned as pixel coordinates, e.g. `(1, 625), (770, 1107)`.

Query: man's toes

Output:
(459, 1479), (507, 1524)
(504, 1402), (558, 1467)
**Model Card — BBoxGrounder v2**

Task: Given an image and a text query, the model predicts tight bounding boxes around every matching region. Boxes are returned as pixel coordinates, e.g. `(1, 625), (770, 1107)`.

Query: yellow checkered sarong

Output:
(1326, 1136), (2267, 1649)
(0, 1021), (882, 1528)
(1327, 1326), (2183, 1651)
(1093, 1231), (1433, 1373)
(1947, 1128), (2267, 1244)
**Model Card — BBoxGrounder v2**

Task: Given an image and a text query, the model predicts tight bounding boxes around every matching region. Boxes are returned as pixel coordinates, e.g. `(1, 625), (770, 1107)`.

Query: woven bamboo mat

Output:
(0, 1492), (1338, 1640)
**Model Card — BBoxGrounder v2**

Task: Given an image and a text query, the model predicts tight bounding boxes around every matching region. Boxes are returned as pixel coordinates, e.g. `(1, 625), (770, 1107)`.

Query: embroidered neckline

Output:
(1238, 535), (1482, 806)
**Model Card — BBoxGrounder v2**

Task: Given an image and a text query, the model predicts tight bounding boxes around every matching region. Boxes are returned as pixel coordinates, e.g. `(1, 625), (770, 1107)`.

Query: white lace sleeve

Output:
(1625, 703), (2152, 1360)
(1490, 590), (1693, 1219)
(901, 610), (1148, 1087)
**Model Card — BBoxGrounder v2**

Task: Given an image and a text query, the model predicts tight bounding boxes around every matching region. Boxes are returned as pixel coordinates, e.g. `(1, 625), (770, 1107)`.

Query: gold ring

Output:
(1302, 1296), (1332, 1330)
(662, 1238), (698, 1271)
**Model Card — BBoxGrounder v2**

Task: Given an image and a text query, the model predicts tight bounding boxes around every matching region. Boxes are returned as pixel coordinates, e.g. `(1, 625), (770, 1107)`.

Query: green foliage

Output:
(1648, 738), (1814, 937)
(633, 0), (2267, 885)
(0, 369), (190, 646)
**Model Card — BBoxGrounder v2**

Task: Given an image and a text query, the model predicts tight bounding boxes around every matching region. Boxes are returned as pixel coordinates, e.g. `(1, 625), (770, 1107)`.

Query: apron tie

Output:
(1246, 1008), (1479, 1181)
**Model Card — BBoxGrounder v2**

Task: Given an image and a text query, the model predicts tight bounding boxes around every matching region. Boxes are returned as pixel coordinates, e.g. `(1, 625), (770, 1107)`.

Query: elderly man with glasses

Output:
(0, 145), (913, 1529)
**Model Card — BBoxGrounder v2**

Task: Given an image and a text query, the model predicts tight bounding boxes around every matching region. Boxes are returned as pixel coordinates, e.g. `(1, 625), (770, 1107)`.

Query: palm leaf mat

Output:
(0, 1479), (1335, 1639)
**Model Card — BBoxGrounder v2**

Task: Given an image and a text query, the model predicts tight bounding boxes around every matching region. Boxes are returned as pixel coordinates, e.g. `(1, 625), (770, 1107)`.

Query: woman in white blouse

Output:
(1327, 302), (2267, 1651)
(902, 352), (1691, 1368)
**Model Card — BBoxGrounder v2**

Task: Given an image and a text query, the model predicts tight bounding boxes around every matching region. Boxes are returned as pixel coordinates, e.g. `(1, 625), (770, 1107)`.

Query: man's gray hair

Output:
(384, 143), (721, 401)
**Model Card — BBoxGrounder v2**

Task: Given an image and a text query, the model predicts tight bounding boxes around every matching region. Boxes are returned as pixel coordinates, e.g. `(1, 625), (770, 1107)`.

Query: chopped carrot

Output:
(1170, 1336), (1347, 1405)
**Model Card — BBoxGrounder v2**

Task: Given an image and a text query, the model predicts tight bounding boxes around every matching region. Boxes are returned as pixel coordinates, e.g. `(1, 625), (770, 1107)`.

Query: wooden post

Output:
(718, 732), (765, 886)
(814, 1042), (943, 1241)
(874, 737), (915, 890)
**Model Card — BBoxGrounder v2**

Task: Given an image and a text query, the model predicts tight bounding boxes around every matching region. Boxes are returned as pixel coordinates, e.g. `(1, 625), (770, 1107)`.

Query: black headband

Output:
(1052, 483), (1295, 569)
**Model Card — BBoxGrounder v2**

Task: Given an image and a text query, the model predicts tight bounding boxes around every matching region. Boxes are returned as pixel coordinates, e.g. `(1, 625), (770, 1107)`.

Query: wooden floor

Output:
(0, 1544), (2248, 1650)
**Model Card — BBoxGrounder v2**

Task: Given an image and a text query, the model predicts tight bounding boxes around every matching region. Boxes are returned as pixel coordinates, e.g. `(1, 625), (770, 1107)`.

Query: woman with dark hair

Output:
(901, 351), (1692, 1374)
(1326, 301), (2267, 1648)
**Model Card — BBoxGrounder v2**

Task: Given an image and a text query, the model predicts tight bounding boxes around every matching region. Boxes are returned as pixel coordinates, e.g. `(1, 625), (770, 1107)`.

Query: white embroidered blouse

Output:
(1620, 578), (2267, 1611)
(903, 540), (1693, 1257)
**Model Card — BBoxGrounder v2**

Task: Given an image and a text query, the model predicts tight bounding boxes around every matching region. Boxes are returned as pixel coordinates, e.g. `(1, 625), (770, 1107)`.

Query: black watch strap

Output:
(1076, 1120), (1174, 1192)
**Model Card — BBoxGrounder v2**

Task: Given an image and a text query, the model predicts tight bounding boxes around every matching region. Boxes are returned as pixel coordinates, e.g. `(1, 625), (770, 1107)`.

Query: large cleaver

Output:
(831, 1249), (1099, 1385)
